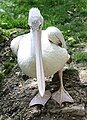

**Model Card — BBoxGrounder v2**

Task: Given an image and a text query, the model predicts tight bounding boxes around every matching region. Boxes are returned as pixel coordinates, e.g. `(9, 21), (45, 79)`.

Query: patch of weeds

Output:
(67, 48), (73, 55)
(78, 31), (87, 42)
(10, 28), (29, 38)
(73, 52), (87, 63)
(0, 28), (10, 43)
(0, 71), (5, 81)
(4, 60), (17, 75)
(66, 37), (77, 47)
(0, 115), (3, 120)
(74, 43), (86, 49)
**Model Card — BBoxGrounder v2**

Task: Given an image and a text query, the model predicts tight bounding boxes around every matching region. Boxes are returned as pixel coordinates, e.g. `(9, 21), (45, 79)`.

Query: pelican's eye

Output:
(28, 25), (32, 29)
(39, 24), (42, 29)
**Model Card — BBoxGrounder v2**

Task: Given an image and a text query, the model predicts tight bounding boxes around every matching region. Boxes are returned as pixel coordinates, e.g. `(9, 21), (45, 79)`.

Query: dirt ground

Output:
(0, 42), (87, 120)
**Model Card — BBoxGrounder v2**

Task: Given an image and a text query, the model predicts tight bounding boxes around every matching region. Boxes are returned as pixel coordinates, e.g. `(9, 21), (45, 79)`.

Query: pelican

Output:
(11, 8), (74, 106)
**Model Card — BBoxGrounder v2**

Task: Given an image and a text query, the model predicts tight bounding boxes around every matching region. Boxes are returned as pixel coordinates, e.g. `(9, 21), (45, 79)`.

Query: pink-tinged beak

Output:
(33, 30), (45, 97)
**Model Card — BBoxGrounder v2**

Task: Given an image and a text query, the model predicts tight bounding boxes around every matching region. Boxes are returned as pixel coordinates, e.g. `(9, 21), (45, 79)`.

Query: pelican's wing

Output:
(46, 26), (72, 63)
(10, 34), (27, 55)
(46, 26), (67, 49)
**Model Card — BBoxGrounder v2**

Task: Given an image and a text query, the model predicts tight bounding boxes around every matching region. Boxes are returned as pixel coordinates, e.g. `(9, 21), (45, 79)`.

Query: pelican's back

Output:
(11, 36), (20, 55)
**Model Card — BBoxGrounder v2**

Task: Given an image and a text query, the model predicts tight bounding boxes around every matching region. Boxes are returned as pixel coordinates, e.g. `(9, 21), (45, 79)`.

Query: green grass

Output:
(0, 27), (10, 44)
(0, 0), (87, 30)
(0, 0), (87, 63)
(73, 52), (87, 62)
(4, 60), (17, 74)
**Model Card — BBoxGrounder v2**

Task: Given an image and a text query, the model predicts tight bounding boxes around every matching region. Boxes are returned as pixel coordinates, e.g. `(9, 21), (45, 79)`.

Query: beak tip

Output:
(39, 88), (45, 97)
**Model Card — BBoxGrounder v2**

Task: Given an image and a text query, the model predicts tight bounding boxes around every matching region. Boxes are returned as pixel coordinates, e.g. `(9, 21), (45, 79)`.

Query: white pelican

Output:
(11, 8), (74, 106)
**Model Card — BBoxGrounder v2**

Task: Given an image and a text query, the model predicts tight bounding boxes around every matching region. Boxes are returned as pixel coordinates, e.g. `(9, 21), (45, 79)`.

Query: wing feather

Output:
(46, 26), (71, 62)
(46, 26), (67, 49)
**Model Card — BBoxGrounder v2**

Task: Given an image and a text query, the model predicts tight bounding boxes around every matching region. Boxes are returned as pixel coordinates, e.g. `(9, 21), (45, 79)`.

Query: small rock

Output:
(15, 71), (21, 77)
(61, 104), (86, 116)
(79, 70), (87, 84)
(29, 106), (41, 117)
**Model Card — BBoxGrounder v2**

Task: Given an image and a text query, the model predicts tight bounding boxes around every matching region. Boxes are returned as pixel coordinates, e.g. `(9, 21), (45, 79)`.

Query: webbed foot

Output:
(29, 90), (51, 107)
(52, 87), (74, 105)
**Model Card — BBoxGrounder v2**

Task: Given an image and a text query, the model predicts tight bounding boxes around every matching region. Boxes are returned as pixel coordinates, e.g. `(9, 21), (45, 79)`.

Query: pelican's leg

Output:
(52, 70), (74, 105)
(29, 90), (51, 107)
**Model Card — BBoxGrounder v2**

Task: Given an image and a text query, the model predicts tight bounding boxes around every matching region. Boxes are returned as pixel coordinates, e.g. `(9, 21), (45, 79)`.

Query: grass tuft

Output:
(73, 52), (87, 63)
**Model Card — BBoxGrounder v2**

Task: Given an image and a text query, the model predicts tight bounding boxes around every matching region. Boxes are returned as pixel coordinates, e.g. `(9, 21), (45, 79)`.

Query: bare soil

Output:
(0, 42), (87, 120)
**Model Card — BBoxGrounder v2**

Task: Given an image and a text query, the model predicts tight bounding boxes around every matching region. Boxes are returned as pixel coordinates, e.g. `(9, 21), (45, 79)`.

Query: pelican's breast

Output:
(17, 31), (69, 78)
(17, 33), (36, 77)
(41, 31), (69, 76)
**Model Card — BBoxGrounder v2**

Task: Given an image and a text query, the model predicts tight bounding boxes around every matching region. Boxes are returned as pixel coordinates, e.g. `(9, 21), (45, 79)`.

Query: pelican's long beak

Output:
(33, 30), (45, 97)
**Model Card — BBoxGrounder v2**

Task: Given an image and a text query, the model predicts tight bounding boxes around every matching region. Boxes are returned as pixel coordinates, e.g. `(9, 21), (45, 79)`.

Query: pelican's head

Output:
(28, 8), (43, 31)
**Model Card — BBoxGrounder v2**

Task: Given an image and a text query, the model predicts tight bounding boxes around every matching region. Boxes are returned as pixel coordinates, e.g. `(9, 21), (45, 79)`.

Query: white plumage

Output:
(11, 30), (69, 77)
(11, 8), (73, 106)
